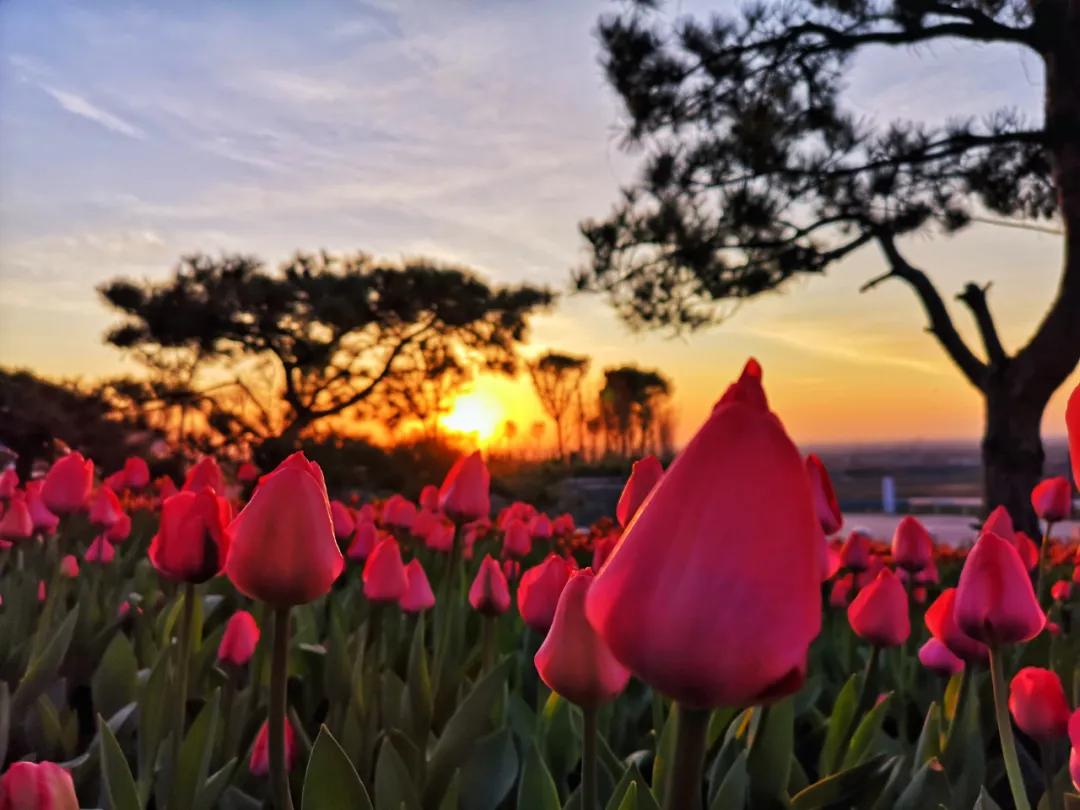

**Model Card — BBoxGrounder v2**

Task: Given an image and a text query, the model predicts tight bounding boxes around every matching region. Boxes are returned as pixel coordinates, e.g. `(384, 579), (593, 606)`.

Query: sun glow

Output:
(441, 391), (503, 444)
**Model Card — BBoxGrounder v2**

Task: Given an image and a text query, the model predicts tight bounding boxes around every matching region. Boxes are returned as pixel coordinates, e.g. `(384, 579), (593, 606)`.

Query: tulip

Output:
(918, 638), (964, 676)
(847, 568), (910, 647)
(106, 511), (132, 544)
(150, 490), (231, 583)
(123, 456), (150, 489)
(418, 483), (440, 512)
(805, 454), (842, 535)
(1009, 667), (1070, 742)
(840, 530), (871, 572)
(399, 559), (435, 613)
(955, 531), (1044, 646)
(183, 456), (224, 493)
(381, 494), (417, 530)
(518, 555), (573, 633)
(891, 515), (933, 572)
(1052, 581), (1072, 602)
(1068, 383), (1080, 493)
(347, 518), (379, 562)
(41, 452), (93, 515)
(237, 462), (260, 483)
(1032, 477), (1072, 523)
(0, 468), (17, 501)
(438, 451), (490, 520)
(502, 518), (532, 558)
(592, 532), (617, 571)
(615, 455), (664, 528)
(829, 574), (854, 608)
(249, 717), (297, 777)
(502, 558), (521, 582)
(218, 611), (260, 667)
(362, 536), (407, 603)
(424, 518), (455, 553)
(0, 493), (33, 542)
(553, 513), (575, 536)
(226, 452), (343, 607)
(59, 555), (79, 579)
(330, 500), (355, 544)
(156, 475), (179, 500)
(88, 486), (123, 530)
(925, 588), (988, 663)
(104, 470), (127, 492)
(25, 482), (59, 534)
(529, 513), (553, 540)
(1013, 531), (1039, 572)
(84, 535), (115, 564)
(468, 554), (510, 616)
(0, 761), (78, 810)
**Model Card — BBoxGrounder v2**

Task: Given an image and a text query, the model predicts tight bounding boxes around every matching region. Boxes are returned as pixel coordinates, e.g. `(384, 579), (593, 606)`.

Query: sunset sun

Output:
(441, 391), (503, 443)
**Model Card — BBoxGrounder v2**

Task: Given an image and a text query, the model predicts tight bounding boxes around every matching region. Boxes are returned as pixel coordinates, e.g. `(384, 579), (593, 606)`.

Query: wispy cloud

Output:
(40, 85), (145, 139)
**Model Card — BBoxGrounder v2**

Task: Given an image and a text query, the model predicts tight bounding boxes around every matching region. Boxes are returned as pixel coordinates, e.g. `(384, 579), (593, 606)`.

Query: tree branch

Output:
(957, 283), (1008, 366)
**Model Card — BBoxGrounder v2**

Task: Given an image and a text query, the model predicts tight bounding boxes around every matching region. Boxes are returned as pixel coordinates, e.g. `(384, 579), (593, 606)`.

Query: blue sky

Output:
(0, 0), (1072, 443)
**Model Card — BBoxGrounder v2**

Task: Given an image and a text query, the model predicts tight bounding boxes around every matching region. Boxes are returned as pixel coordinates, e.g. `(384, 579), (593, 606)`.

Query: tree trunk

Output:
(982, 376), (1045, 537)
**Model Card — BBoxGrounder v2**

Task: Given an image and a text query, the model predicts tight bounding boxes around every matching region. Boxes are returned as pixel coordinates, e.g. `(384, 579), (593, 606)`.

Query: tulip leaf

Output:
(423, 659), (510, 806)
(709, 749), (749, 810)
(93, 632), (138, 721)
(99, 714), (142, 810)
(606, 763), (658, 810)
(541, 691), (583, 781)
(12, 604), (79, 713)
(400, 613), (434, 748)
(460, 727), (519, 810)
(438, 771), (463, 810)
(841, 692), (892, 770)
(194, 759), (238, 810)
(789, 754), (895, 810)
(615, 783), (638, 810)
(375, 735), (423, 810)
(137, 649), (171, 804)
(301, 725), (374, 810)
(169, 690), (221, 810)
(893, 758), (951, 810)
(518, 742), (561, 810)
(650, 706), (677, 803)
(747, 698), (794, 804)
(972, 787), (1003, 810)
(912, 702), (942, 772)
(818, 674), (858, 776)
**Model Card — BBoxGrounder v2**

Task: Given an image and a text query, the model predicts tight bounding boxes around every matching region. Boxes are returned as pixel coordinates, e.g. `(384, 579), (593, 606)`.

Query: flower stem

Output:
(270, 605), (295, 810)
(1036, 522), (1054, 604)
(989, 645), (1030, 810)
(169, 583), (196, 785)
(582, 707), (598, 810)
(1041, 740), (1063, 810)
(663, 704), (710, 810)
(480, 616), (495, 674)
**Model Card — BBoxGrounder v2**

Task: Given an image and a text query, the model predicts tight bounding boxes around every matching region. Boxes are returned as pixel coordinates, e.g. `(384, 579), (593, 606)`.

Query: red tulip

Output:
(891, 515), (933, 572)
(41, 453), (93, 515)
(399, 559), (435, 613)
(517, 555), (573, 632)
(592, 532), (617, 571)
(237, 462), (260, 483)
(918, 638), (964, 676)
(330, 500), (355, 543)
(218, 611), (260, 667)
(469, 554), (510, 616)
(805, 454), (842, 536)
(955, 531), (1045, 646)
(423, 518), (455, 553)
(529, 513), (553, 539)
(122, 456), (150, 489)
(347, 518), (379, 562)
(150, 490), (231, 583)
(586, 359), (822, 708)
(829, 574), (854, 608)
(615, 455), (664, 528)
(847, 568), (910, 647)
(553, 513), (575, 536)
(840, 530), (871, 572)
(1072, 748), (1080, 793)
(156, 475), (179, 500)
(502, 558), (521, 582)
(1052, 580), (1072, 602)
(418, 484), (440, 513)
(381, 494), (417, 530)
(0, 761), (78, 810)
(535, 569), (631, 708)
(1009, 667), (1070, 742)
(226, 452), (343, 606)
(249, 718), (296, 777)
(925, 587), (988, 663)
(1032, 477), (1072, 523)
(59, 555), (79, 579)
(106, 511), (132, 544)
(438, 451), (490, 520)
(104, 470), (127, 493)
(88, 486), (123, 529)
(84, 535), (115, 564)
(25, 482), (59, 534)
(502, 518), (532, 558)
(362, 536), (407, 603)
(0, 493), (33, 542)
(1067, 383), (1080, 492)
(0, 469), (17, 500)
(1013, 530), (1040, 572)
(183, 456), (224, 494)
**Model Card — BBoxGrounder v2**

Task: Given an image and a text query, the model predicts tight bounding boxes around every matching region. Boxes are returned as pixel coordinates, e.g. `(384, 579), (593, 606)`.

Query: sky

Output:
(0, 0), (1074, 448)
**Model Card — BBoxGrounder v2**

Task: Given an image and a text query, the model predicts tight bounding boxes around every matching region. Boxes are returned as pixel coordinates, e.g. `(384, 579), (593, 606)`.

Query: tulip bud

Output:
(469, 554), (510, 616)
(1009, 667), (1070, 742)
(535, 569), (631, 708)
(381, 494), (417, 530)
(805, 454), (842, 536)
(1067, 383), (1080, 494)
(363, 536), (407, 603)
(237, 462), (260, 483)
(183, 456), (224, 494)
(249, 718), (296, 777)
(225, 453), (343, 606)
(150, 490), (231, 583)
(106, 511), (132, 544)
(347, 518), (379, 562)
(0, 761), (79, 810)
(847, 568), (910, 647)
(955, 531), (1045, 646)
(59, 555), (79, 579)
(891, 515), (933, 572)
(25, 482), (59, 534)
(438, 451), (490, 520)
(41, 453), (93, 515)
(330, 500), (355, 544)
(502, 558), (521, 583)
(122, 456), (150, 490)
(517, 555), (573, 632)
(502, 518), (532, 558)
(399, 559), (435, 613)
(84, 535), (115, 564)
(218, 611), (260, 667)
(925, 587), (988, 663)
(553, 513), (575, 536)
(0, 469), (17, 501)
(418, 484), (440, 513)
(88, 486), (123, 530)
(1052, 580), (1072, 602)
(840, 530), (871, 572)
(0, 493), (33, 542)
(615, 456), (664, 528)
(529, 513), (553, 540)
(918, 638), (964, 676)
(586, 359), (822, 708)
(1032, 477), (1072, 523)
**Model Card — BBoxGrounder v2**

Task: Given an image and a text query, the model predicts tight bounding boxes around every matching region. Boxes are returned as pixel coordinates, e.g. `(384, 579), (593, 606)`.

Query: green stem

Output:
(663, 704), (710, 810)
(1041, 740), (1063, 810)
(943, 666), (973, 762)
(582, 707), (598, 810)
(480, 616), (495, 675)
(1036, 522), (1054, 605)
(838, 645), (880, 757)
(169, 583), (197, 787)
(989, 645), (1030, 810)
(270, 605), (295, 810)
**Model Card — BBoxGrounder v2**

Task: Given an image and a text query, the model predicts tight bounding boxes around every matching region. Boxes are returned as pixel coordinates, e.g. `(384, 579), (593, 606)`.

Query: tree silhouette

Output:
(528, 352), (591, 460)
(578, 0), (1080, 531)
(599, 365), (673, 458)
(100, 252), (553, 447)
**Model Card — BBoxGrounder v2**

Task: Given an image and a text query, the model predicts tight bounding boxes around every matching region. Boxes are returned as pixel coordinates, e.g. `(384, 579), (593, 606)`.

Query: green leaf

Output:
(606, 763), (659, 810)
(169, 690), (221, 810)
(841, 692), (892, 770)
(893, 758), (951, 810)
(375, 736), (423, 810)
(12, 605), (79, 712)
(650, 706), (678, 803)
(460, 727), (519, 810)
(789, 754), (895, 810)
(194, 760), (238, 810)
(518, 742), (561, 810)
(137, 649), (171, 804)
(818, 674), (857, 776)
(616, 783), (638, 810)
(99, 714), (142, 810)
(400, 614), (434, 748)
(423, 659), (510, 806)
(973, 787), (1003, 810)
(541, 692), (583, 781)
(709, 750), (749, 810)
(93, 633), (138, 721)
(912, 702), (942, 772)
(301, 725), (374, 810)
(747, 698), (794, 804)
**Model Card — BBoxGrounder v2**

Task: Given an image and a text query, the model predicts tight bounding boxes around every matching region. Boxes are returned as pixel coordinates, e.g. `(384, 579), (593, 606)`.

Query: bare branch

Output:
(957, 282), (1009, 365)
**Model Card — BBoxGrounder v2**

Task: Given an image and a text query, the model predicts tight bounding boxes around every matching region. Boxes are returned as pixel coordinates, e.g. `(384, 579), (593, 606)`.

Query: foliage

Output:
(529, 352), (590, 461)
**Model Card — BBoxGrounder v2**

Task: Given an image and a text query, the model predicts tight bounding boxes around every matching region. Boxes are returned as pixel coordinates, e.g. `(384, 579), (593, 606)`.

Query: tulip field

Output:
(2, 360), (1080, 810)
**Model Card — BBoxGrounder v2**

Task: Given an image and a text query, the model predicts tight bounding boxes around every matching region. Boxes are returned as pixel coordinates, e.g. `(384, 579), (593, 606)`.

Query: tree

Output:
(577, 0), (1080, 532)
(599, 365), (673, 458)
(100, 252), (553, 449)
(528, 351), (591, 460)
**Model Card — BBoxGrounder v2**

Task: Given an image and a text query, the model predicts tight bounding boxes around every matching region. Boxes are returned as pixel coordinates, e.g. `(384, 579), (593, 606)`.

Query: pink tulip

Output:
(399, 559), (435, 613)
(615, 456), (664, 528)
(955, 531), (1044, 646)
(469, 555), (511, 616)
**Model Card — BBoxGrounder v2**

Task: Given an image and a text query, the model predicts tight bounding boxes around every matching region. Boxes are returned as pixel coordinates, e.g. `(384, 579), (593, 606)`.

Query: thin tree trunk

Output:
(983, 377), (1045, 537)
